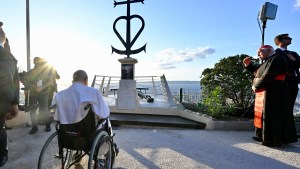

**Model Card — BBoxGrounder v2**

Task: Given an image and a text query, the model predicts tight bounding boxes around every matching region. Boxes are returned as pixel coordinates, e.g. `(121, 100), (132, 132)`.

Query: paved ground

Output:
(3, 123), (300, 169)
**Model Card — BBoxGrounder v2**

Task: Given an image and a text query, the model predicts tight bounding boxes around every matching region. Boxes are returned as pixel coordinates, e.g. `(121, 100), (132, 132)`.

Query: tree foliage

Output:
(200, 54), (259, 109)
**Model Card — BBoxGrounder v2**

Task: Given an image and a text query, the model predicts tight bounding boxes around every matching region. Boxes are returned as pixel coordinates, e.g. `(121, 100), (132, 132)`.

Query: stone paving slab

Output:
(3, 123), (300, 169)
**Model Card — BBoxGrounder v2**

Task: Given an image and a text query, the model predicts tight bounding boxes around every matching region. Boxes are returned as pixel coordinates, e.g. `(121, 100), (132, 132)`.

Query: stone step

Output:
(110, 113), (206, 129)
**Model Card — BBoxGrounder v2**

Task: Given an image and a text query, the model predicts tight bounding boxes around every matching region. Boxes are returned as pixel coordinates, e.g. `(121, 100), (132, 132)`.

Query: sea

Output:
(167, 81), (201, 94)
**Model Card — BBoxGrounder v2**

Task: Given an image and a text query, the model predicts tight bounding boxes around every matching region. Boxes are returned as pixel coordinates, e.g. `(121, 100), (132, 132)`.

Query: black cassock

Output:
(253, 53), (297, 145)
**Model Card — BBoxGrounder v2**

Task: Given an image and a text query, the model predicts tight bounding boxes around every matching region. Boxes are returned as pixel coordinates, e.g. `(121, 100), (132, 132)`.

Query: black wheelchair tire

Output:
(88, 131), (112, 169)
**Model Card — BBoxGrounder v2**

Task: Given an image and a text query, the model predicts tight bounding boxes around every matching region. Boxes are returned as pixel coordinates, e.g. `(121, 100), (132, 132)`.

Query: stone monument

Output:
(112, 0), (146, 110)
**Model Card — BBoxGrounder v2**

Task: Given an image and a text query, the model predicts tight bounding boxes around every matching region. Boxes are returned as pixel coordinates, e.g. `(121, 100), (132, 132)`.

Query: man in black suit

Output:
(274, 33), (299, 141)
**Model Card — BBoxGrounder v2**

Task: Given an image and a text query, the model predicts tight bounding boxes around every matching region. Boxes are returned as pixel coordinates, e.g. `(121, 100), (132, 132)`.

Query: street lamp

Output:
(258, 2), (278, 46)
(26, 0), (31, 70)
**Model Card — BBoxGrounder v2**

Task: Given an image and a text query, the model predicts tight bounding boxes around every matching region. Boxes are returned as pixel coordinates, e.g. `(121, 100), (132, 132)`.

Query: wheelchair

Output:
(37, 104), (118, 169)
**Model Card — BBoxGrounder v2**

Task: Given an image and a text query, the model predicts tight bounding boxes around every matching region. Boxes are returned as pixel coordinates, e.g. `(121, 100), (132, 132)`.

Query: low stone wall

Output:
(177, 109), (254, 130)
(181, 110), (300, 132)
(110, 105), (255, 130)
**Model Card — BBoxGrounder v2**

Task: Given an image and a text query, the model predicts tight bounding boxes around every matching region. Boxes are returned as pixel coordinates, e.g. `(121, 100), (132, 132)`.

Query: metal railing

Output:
(172, 88), (201, 103)
(91, 75), (165, 98)
(91, 74), (202, 107)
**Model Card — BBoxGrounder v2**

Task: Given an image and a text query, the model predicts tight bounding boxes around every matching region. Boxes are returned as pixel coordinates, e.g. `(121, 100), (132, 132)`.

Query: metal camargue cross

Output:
(112, 0), (147, 58)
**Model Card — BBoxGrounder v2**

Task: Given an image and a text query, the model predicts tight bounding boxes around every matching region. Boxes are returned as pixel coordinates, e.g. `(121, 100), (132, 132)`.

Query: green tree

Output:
(200, 54), (259, 109)
(201, 86), (227, 118)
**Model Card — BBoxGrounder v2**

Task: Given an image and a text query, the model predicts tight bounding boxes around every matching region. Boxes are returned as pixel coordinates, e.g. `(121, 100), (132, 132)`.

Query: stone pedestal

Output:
(116, 57), (139, 110)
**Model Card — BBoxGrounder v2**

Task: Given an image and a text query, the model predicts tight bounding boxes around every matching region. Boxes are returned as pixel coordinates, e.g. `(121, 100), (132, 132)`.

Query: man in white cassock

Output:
(52, 70), (110, 124)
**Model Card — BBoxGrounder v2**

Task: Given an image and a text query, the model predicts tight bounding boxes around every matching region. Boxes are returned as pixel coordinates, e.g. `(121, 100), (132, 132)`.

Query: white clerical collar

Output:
(279, 47), (287, 51)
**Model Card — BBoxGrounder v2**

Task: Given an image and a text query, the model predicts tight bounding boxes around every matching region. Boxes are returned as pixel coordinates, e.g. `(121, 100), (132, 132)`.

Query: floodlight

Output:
(260, 2), (278, 21)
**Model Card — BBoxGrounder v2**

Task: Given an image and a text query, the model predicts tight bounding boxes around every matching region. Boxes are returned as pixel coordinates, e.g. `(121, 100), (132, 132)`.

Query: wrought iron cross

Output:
(112, 0), (146, 58)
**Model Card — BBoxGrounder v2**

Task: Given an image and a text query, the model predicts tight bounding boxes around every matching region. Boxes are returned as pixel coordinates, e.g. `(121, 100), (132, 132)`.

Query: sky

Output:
(1, 0), (300, 85)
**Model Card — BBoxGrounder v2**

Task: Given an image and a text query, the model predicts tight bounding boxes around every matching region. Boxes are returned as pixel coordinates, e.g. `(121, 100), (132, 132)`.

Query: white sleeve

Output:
(92, 92), (110, 119)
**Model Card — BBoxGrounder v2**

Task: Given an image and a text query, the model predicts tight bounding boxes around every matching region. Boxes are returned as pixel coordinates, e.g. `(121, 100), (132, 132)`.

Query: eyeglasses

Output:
(283, 37), (292, 40)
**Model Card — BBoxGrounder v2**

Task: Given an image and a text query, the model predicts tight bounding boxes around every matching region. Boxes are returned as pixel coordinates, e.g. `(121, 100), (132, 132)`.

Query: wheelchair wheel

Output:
(88, 131), (112, 169)
(38, 131), (74, 169)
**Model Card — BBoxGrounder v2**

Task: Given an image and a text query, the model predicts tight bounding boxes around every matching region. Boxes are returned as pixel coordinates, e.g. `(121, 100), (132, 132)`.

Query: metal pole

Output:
(261, 20), (266, 46)
(126, 0), (131, 58)
(179, 88), (183, 103)
(26, 0), (31, 71)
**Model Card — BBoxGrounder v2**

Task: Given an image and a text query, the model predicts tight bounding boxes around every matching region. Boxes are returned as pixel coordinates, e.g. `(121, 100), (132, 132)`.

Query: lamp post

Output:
(259, 2), (278, 46)
(261, 20), (267, 46)
(26, 0), (31, 71)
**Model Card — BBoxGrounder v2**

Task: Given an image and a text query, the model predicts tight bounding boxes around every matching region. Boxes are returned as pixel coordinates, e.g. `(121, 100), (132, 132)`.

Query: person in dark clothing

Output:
(0, 22), (10, 52)
(0, 23), (19, 167)
(0, 22), (13, 130)
(22, 57), (54, 134)
(274, 34), (300, 104)
(274, 34), (299, 142)
(244, 45), (296, 146)
(243, 55), (263, 142)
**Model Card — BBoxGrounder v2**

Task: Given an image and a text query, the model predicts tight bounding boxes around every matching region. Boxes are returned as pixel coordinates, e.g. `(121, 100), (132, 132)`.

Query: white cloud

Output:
(295, 0), (300, 9)
(154, 46), (215, 70)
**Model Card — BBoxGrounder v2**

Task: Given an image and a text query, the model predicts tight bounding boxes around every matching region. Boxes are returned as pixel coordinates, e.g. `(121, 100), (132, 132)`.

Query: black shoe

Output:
(29, 126), (38, 134)
(262, 142), (282, 147)
(45, 125), (51, 132)
(0, 155), (8, 167)
(252, 136), (263, 142)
